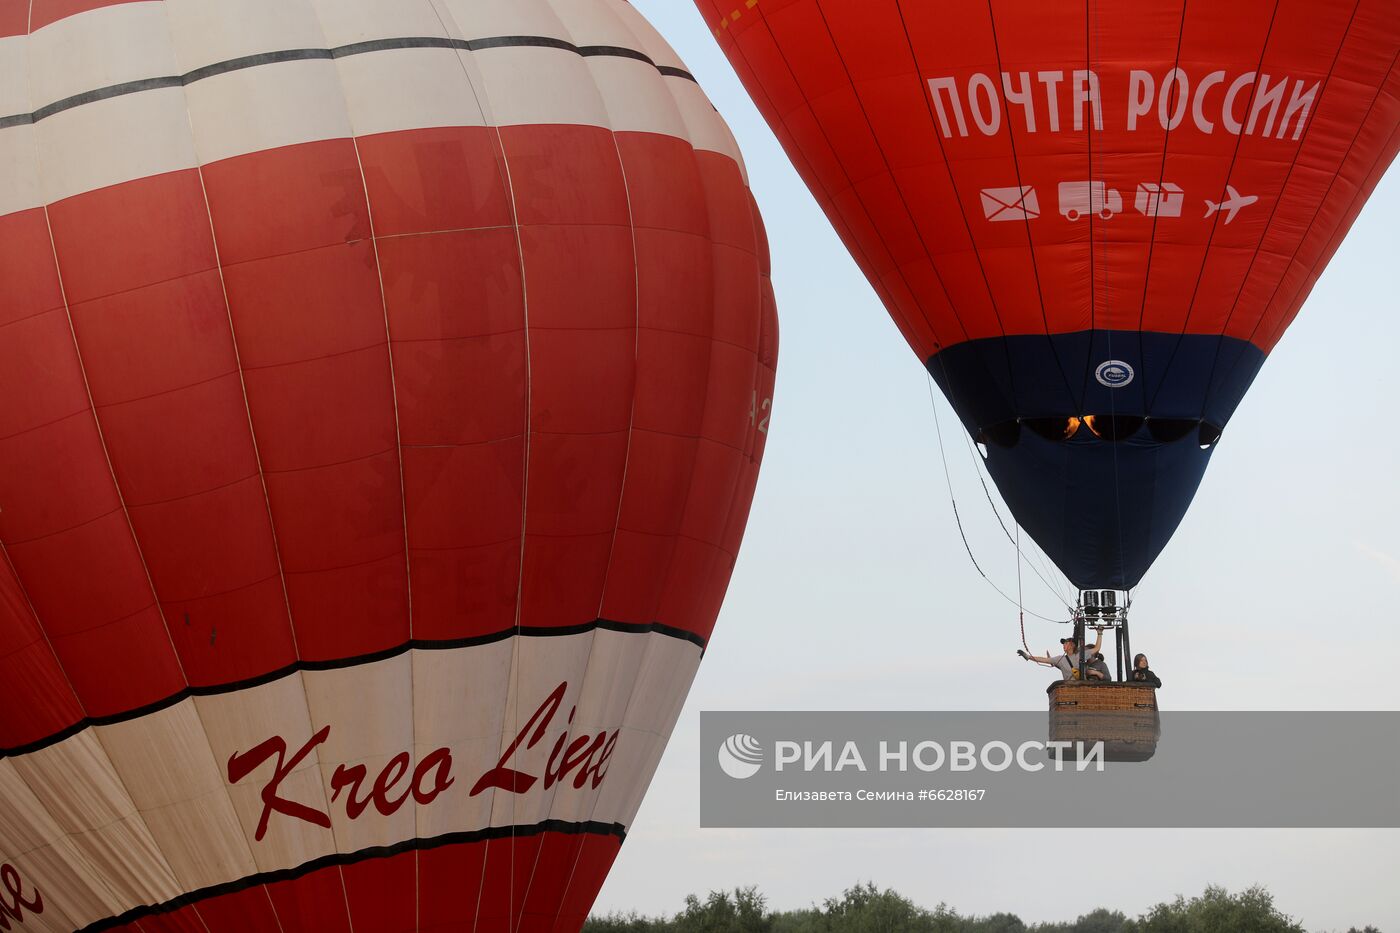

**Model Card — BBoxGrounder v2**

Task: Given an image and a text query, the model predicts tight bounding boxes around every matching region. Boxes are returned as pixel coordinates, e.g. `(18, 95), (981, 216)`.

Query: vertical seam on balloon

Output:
(1134, 0), (1191, 415)
(1213, 13), (1390, 403)
(487, 81), (532, 913)
(483, 91), (527, 933)
(506, 6), (651, 919)
(980, 0), (1075, 409)
(719, 4), (998, 573)
(820, 0), (1013, 442)
(553, 628), (667, 923)
(187, 904), (214, 933)
(293, 0), (430, 916)
(2, 752), (136, 921)
(596, 1), (711, 624)
(533, 23), (671, 929)
(546, 6), (718, 917)
(341, 137), (424, 927)
(295, 9), (413, 932)
(297, 1), (414, 642)
(1257, 72), (1400, 354)
(869, 0), (1031, 427)
(701, 184), (770, 617)
(258, 885), (286, 933)
(728, 4), (941, 355)
(0, 529), (93, 732)
(974, 0), (1079, 417)
(713, 13), (919, 357)
(1143, 0), (1281, 414)
(419, 3), (528, 928)
(156, 0), (357, 921)
(861, 0), (1061, 568)
(694, 148), (776, 629)
(17, 736), (184, 919)
(150, 10), (297, 916)
(14, 16), (208, 926)
(421, 18), (494, 933)
(183, 106), (302, 665)
(511, 1), (627, 919)
(28, 78), (193, 707)
(594, 133), (642, 633)
(1081, 0), (1129, 588)
(523, 12), (646, 928)
(156, 2), (316, 908)
(1079, 0), (1097, 410)
(704, 269), (770, 601)
(342, 141), (415, 636)
(1195, 0), (1366, 418)
(815, 0), (992, 353)
(36, 231), (192, 682)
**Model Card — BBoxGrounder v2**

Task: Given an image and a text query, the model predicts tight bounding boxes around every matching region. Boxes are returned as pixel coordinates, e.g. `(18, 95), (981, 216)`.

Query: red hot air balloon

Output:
(0, 0), (776, 930)
(697, 0), (1397, 591)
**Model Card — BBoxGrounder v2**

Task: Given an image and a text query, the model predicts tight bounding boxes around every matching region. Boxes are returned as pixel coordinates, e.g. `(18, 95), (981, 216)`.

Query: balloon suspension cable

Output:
(925, 375), (1067, 625)
(1015, 522), (1030, 653)
(958, 427), (1076, 612)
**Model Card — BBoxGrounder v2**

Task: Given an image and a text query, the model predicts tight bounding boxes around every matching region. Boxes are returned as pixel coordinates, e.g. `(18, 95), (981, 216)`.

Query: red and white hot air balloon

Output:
(0, 1), (777, 930)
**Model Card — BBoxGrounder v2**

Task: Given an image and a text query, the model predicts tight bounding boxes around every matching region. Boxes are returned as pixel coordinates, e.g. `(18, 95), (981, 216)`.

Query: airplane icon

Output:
(1203, 185), (1259, 224)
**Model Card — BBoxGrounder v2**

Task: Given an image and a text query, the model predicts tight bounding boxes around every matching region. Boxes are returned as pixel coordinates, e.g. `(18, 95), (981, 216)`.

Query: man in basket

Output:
(1018, 629), (1108, 681)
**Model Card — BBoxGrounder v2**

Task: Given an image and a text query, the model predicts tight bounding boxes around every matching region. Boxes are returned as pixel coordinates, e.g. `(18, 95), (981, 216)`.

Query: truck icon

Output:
(1058, 181), (1123, 221)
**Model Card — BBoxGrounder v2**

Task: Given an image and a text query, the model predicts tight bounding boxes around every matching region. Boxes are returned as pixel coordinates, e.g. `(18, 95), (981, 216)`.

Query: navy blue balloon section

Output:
(927, 330), (1266, 588)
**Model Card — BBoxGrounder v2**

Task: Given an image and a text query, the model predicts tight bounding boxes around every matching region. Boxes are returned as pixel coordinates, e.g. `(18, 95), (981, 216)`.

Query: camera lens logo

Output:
(717, 734), (764, 780)
(1095, 360), (1135, 388)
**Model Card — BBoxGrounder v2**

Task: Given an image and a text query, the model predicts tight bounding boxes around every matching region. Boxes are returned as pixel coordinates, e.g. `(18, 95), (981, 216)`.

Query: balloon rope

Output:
(1016, 522), (1030, 653)
(958, 427), (1074, 612)
(926, 375), (1066, 624)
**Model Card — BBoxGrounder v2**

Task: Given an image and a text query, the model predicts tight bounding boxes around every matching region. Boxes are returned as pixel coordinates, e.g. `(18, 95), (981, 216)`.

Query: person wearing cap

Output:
(1018, 628), (1106, 681)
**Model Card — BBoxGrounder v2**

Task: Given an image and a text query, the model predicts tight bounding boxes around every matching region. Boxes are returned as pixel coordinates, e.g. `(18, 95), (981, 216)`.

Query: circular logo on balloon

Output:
(1095, 360), (1135, 388)
(717, 733), (764, 779)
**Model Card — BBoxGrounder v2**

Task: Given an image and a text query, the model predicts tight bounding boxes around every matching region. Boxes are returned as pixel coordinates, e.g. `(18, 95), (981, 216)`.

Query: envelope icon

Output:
(980, 186), (1040, 222)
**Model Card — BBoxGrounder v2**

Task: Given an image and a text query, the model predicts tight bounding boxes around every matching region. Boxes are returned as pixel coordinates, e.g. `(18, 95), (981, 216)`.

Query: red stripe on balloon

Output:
(26, 0), (153, 33)
(98, 832), (622, 933)
(0, 193), (188, 721)
(701, 0), (1398, 361)
(0, 123), (776, 746)
(0, 1), (26, 37)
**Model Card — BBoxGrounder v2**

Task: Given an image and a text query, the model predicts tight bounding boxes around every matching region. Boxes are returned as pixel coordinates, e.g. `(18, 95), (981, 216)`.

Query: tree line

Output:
(586, 882), (1382, 933)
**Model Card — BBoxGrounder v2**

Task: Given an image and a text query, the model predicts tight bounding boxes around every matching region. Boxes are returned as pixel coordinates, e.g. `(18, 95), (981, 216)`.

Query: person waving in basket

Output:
(1018, 629), (1106, 681)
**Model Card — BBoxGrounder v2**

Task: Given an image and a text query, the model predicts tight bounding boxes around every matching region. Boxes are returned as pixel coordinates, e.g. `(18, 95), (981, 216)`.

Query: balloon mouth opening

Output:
(977, 417), (1223, 449)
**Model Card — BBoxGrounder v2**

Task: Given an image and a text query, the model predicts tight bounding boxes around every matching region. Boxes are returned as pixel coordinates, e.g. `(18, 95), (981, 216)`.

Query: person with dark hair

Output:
(1129, 653), (1162, 688)
(1088, 651), (1112, 683)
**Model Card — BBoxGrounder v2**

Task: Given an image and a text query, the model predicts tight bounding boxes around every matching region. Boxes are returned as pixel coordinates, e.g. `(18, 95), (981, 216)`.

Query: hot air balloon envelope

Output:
(697, 0), (1399, 588)
(0, 1), (777, 929)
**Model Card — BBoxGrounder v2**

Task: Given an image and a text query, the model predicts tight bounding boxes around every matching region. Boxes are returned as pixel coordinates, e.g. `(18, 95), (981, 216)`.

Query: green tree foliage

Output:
(806, 881), (958, 933)
(1122, 885), (1303, 933)
(1034, 909), (1129, 933)
(674, 887), (772, 933)
(586, 883), (1364, 933)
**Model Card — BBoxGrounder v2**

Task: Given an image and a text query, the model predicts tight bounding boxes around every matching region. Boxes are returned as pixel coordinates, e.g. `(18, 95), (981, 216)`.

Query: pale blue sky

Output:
(600, 3), (1400, 929)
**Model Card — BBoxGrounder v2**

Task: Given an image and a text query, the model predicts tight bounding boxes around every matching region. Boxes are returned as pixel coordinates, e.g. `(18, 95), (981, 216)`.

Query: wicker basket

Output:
(1047, 681), (1160, 762)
